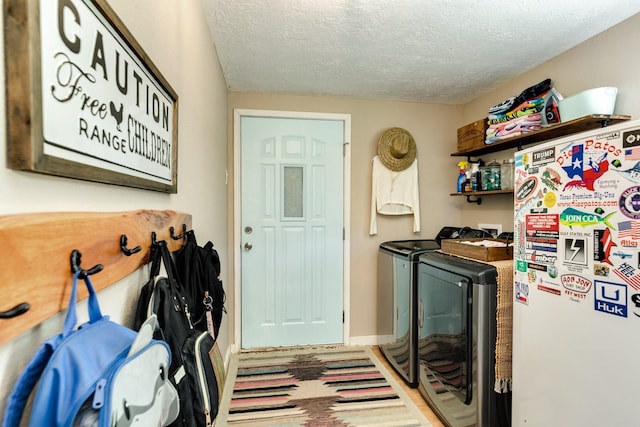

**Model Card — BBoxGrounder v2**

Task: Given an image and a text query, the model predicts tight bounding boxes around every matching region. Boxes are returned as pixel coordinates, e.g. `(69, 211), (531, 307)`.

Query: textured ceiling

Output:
(202, 0), (640, 105)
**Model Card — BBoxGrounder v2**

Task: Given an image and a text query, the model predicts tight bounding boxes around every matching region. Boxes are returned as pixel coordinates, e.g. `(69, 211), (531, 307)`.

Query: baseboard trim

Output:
(349, 334), (395, 346)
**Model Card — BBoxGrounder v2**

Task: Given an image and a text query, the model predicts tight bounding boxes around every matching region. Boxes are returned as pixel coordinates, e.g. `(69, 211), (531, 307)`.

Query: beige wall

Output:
(0, 0), (229, 415)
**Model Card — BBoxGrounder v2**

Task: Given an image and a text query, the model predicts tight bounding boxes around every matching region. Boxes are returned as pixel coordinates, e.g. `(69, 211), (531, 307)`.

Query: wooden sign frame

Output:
(4, 0), (179, 193)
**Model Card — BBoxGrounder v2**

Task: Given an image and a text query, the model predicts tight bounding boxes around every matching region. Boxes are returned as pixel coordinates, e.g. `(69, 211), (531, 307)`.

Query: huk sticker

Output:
(594, 280), (627, 318)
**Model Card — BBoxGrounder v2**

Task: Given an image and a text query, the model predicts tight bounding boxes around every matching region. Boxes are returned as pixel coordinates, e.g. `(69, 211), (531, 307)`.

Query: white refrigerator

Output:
(512, 118), (640, 426)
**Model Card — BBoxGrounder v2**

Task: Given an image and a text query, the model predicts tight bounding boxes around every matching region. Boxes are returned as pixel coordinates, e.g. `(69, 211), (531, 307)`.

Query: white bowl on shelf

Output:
(558, 86), (618, 122)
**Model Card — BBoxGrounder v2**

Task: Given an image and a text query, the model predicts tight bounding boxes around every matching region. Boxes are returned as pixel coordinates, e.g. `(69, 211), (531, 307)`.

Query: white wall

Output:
(0, 0), (229, 417)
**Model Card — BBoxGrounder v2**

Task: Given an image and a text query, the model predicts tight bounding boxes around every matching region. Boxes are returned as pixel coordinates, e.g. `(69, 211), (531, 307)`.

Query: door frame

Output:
(232, 109), (351, 352)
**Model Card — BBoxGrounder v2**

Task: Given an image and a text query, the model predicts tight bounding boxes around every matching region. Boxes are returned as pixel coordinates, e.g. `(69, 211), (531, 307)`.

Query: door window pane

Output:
(283, 166), (303, 218)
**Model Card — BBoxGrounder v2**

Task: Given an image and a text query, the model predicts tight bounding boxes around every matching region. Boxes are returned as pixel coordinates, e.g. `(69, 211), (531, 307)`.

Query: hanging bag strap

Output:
(146, 240), (184, 316)
(63, 270), (103, 337)
(157, 239), (182, 289)
(2, 272), (103, 427)
(134, 241), (165, 328)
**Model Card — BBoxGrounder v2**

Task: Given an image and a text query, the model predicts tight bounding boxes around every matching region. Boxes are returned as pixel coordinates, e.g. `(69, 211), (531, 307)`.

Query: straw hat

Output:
(377, 127), (417, 171)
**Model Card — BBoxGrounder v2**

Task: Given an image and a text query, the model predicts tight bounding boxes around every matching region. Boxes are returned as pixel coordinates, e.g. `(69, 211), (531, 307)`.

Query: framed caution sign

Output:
(5, 0), (179, 193)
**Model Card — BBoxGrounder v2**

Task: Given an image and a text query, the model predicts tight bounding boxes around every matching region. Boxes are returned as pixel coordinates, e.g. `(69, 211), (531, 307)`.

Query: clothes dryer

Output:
(378, 239), (440, 387)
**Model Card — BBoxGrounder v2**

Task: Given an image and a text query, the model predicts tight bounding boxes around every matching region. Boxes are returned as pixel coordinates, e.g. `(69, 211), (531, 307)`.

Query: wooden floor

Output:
(372, 346), (446, 427)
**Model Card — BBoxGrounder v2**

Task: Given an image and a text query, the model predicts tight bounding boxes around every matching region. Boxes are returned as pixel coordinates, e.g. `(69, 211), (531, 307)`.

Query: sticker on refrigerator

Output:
(594, 264), (610, 277)
(594, 280), (627, 318)
(618, 220), (640, 241)
(619, 186), (640, 219)
(613, 262), (640, 291)
(540, 168), (561, 191)
(537, 283), (561, 296)
(558, 143), (611, 191)
(623, 148), (640, 161)
(516, 176), (538, 201)
(630, 294), (640, 318)
(622, 129), (640, 148)
(559, 208), (615, 230)
(531, 147), (556, 167)
(515, 281), (529, 305)
(563, 237), (588, 267)
(594, 228), (616, 266)
(613, 162), (640, 184)
(561, 274), (592, 302)
(525, 214), (559, 262)
(528, 148), (556, 175)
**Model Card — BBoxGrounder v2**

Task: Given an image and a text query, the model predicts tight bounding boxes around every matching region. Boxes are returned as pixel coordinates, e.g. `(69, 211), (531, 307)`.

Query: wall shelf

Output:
(450, 114), (631, 203)
(450, 189), (514, 204)
(451, 114), (631, 157)
(450, 189), (514, 196)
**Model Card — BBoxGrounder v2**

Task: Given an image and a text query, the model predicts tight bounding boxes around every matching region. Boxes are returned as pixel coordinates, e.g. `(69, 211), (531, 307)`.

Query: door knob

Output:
(244, 242), (253, 251)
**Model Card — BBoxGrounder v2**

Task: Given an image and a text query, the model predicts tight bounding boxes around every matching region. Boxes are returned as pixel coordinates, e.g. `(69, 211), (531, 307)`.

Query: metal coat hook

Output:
(170, 224), (187, 240)
(70, 249), (104, 279)
(0, 302), (30, 319)
(120, 234), (141, 256)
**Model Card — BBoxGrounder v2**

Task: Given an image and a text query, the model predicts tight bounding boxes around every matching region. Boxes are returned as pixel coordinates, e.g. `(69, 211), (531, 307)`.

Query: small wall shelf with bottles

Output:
(450, 114), (631, 204)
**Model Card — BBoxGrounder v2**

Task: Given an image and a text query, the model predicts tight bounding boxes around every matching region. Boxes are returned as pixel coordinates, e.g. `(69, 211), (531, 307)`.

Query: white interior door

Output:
(239, 113), (346, 349)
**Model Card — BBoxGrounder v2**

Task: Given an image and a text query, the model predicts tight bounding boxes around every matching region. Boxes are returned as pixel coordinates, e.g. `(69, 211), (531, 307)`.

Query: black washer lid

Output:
(381, 239), (440, 253)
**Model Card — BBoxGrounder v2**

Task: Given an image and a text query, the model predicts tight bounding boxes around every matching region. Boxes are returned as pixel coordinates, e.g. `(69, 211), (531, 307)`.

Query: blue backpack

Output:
(2, 271), (179, 427)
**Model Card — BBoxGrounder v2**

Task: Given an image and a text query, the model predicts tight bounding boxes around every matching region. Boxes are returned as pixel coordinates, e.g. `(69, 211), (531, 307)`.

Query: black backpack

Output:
(174, 230), (226, 339)
(134, 240), (219, 427)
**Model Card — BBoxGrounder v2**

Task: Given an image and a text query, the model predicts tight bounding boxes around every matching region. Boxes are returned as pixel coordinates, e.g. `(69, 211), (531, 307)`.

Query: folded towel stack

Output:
(485, 79), (560, 144)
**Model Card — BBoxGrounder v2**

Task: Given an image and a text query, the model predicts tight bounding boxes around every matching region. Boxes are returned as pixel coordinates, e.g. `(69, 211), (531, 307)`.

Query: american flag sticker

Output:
(618, 221), (640, 239)
(625, 147), (640, 161)
(613, 262), (640, 290)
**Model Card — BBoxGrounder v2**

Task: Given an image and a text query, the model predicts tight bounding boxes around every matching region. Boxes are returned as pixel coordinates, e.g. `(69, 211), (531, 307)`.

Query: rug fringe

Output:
(494, 378), (512, 393)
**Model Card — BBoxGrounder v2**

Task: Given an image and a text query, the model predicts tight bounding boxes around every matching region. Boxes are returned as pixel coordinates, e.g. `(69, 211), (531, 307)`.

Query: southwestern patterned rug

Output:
(215, 345), (432, 426)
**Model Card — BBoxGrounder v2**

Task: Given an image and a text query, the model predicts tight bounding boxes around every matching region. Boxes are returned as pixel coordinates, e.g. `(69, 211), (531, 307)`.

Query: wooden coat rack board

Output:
(0, 209), (192, 345)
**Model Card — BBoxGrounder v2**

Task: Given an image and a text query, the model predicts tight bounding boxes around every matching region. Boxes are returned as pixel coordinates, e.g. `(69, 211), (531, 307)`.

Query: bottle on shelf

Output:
(470, 162), (481, 192)
(501, 158), (515, 189)
(464, 169), (472, 192)
(457, 161), (468, 193)
(482, 159), (501, 190)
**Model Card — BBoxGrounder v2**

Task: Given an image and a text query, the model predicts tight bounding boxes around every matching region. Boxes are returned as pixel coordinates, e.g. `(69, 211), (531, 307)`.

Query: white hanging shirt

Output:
(370, 155), (420, 235)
